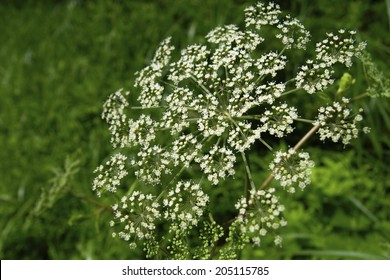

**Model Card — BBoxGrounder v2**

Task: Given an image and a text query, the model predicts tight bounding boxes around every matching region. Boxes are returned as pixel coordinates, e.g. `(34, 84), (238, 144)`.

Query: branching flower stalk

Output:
(259, 123), (320, 190)
(92, 2), (371, 259)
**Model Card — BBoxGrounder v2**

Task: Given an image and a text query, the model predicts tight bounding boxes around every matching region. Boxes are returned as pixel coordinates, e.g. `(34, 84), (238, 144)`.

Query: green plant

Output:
(91, 1), (386, 260)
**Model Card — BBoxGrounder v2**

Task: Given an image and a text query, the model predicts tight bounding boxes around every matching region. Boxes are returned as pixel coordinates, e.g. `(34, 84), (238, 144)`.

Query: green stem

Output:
(241, 151), (256, 195)
(126, 179), (139, 196)
(70, 191), (113, 212)
(351, 92), (369, 102)
(130, 106), (165, 110)
(191, 75), (213, 96)
(280, 87), (301, 97)
(235, 115), (263, 120)
(293, 123), (321, 151)
(294, 118), (315, 124)
(259, 138), (273, 151)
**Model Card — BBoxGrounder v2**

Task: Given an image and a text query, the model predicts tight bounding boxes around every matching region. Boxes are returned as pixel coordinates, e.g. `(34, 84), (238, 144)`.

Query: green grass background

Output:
(0, 0), (389, 259)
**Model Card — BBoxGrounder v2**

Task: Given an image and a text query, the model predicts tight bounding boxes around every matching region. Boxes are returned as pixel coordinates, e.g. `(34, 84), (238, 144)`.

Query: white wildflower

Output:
(270, 148), (315, 193)
(135, 37), (174, 107)
(233, 187), (287, 246)
(315, 29), (366, 67)
(296, 60), (335, 94)
(102, 89), (130, 148)
(275, 14), (310, 49)
(169, 44), (210, 85)
(161, 87), (198, 134)
(314, 98), (366, 145)
(227, 122), (266, 152)
(255, 52), (287, 78)
(260, 103), (298, 137)
(170, 133), (202, 167)
(93, 1), (369, 259)
(244, 2), (282, 28)
(195, 145), (236, 185)
(110, 191), (161, 249)
(163, 181), (209, 231)
(128, 114), (157, 147)
(92, 153), (128, 196)
(133, 145), (172, 185)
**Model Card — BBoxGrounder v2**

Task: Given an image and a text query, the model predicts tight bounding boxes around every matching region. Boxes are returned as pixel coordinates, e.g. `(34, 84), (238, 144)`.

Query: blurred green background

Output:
(0, 0), (389, 259)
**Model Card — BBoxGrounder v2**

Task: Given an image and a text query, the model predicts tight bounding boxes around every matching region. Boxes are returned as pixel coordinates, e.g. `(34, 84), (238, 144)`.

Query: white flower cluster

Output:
(170, 134), (202, 167)
(169, 44), (211, 84)
(110, 191), (160, 250)
(269, 148), (315, 193)
(244, 2), (310, 49)
(93, 1), (369, 258)
(315, 30), (366, 67)
(255, 52), (287, 78)
(244, 2), (281, 27)
(206, 25), (263, 71)
(295, 59), (335, 94)
(128, 114), (157, 147)
(92, 153), (128, 197)
(260, 103), (298, 137)
(101, 89), (130, 148)
(296, 29), (366, 94)
(97, 2), (365, 189)
(275, 14), (311, 49)
(233, 187), (287, 247)
(163, 181), (209, 231)
(161, 87), (198, 134)
(195, 145), (236, 185)
(227, 123), (266, 153)
(135, 37), (174, 108)
(131, 145), (171, 185)
(314, 98), (367, 145)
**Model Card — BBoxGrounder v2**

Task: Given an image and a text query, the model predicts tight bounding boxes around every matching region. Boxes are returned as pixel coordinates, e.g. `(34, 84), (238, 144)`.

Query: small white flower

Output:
(111, 191), (160, 248)
(94, 1), (368, 259)
(102, 89), (130, 148)
(233, 187), (286, 247)
(316, 29), (366, 68)
(270, 148), (315, 192)
(164, 181), (209, 231)
(92, 153), (128, 196)
(261, 103), (298, 137)
(135, 37), (175, 108)
(314, 98), (366, 145)
(195, 145), (236, 185)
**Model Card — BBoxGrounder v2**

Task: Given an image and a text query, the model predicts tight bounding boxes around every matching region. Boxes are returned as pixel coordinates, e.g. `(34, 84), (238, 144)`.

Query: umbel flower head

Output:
(93, 1), (369, 259)
(234, 187), (287, 247)
(98, 1), (364, 188)
(314, 97), (369, 145)
(110, 191), (161, 255)
(163, 181), (209, 232)
(92, 153), (128, 197)
(269, 148), (315, 193)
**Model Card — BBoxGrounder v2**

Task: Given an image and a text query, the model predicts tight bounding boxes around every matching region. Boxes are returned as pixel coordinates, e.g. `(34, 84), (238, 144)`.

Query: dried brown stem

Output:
(259, 123), (321, 190)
